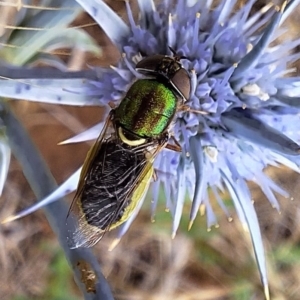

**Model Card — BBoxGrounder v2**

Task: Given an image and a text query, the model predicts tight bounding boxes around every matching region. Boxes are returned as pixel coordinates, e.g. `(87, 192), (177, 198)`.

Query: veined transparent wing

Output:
(66, 129), (166, 248)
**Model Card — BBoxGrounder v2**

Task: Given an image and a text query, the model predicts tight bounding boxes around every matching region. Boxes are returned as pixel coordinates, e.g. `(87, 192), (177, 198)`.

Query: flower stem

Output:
(0, 64), (98, 80)
(0, 101), (114, 300)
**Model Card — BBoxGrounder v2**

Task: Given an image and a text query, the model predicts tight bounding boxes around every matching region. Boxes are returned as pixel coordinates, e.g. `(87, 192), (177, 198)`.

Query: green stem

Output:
(0, 101), (114, 300)
(0, 65), (98, 80)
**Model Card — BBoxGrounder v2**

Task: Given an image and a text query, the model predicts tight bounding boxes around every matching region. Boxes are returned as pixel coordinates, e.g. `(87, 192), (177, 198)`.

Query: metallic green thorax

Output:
(115, 79), (177, 138)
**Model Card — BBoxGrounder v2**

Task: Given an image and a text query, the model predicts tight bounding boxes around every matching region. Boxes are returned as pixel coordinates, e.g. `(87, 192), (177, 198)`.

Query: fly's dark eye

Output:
(136, 53), (191, 101)
(136, 54), (166, 72)
(171, 68), (191, 101)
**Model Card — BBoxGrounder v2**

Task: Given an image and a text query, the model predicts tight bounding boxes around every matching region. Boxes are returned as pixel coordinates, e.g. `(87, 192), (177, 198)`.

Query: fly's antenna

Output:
(168, 46), (187, 61)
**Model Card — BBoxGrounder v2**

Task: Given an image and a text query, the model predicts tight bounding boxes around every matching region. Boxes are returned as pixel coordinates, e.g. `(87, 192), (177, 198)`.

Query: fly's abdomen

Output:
(80, 141), (145, 229)
(115, 79), (177, 138)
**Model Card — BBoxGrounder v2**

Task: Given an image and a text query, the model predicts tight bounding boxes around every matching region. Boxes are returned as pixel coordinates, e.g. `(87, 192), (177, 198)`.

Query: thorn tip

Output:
(1, 215), (19, 224)
(264, 284), (270, 300)
(108, 238), (121, 251)
(188, 220), (194, 231)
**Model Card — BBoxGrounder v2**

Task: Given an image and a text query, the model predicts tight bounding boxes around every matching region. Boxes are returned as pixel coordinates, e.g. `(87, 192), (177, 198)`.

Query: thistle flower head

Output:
(3, 0), (300, 298)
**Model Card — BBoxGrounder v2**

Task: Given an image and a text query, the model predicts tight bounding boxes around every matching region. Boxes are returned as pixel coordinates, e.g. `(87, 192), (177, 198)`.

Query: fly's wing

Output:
(68, 160), (154, 249)
(74, 112), (114, 202)
(108, 158), (154, 231)
(66, 113), (114, 248)
(67, 138), (167, 249)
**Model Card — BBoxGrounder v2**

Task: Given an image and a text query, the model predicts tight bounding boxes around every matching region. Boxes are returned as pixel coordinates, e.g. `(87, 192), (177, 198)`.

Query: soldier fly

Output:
(67, 51), (191, 248)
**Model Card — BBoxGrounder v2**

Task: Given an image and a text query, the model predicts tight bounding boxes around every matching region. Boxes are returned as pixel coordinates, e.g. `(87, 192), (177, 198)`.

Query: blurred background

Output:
(1, 1), (300, 299)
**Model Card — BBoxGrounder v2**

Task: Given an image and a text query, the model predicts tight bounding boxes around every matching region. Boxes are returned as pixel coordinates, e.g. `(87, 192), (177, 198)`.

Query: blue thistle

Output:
(2, 1), (300, 298)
